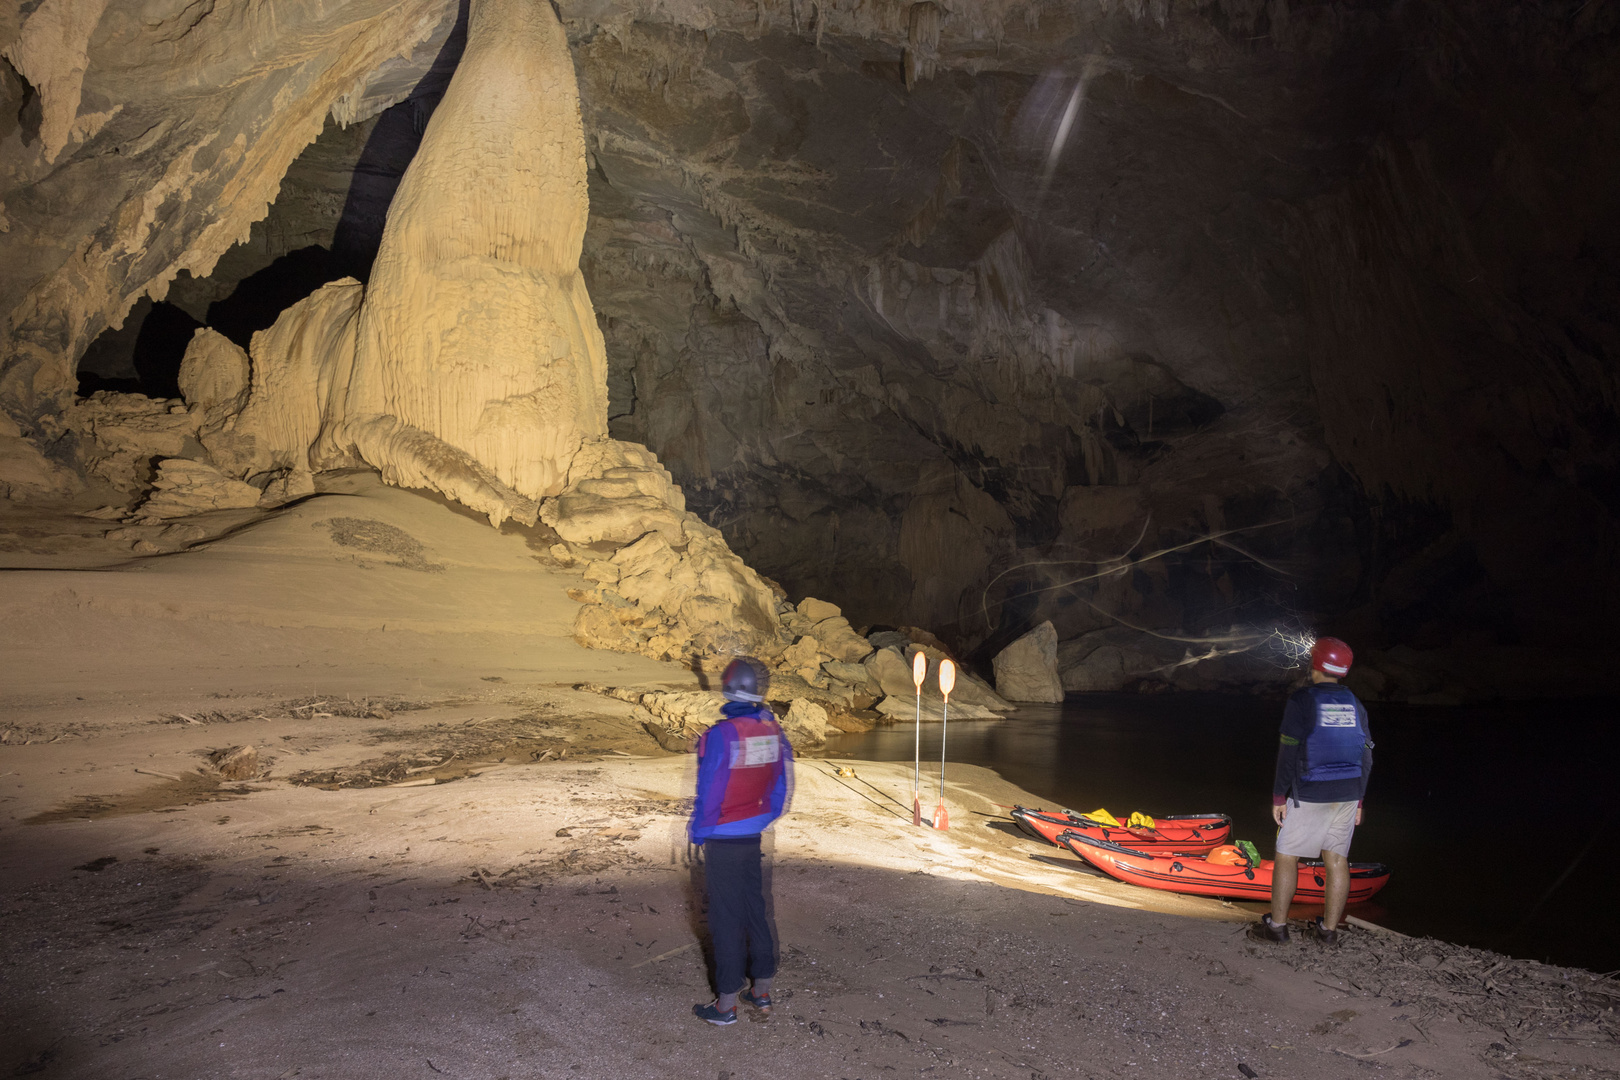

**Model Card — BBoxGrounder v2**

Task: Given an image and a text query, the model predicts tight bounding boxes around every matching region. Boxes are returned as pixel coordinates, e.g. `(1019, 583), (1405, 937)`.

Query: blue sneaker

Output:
(740, 989), (772, 1014)
(693, 1001), (737, 1026)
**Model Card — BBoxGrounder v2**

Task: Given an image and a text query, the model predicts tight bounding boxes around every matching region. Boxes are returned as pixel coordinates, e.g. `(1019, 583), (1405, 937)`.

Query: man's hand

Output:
(1272, 802), (1287, 827)
(1356, 807), (1364, 826)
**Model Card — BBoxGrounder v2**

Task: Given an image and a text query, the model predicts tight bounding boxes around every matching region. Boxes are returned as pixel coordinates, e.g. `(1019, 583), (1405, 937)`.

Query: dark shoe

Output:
(1248, 913), (1290, 943)
(1312, 916), (1340, 947)
(740, 988), (773, 1014)
(693, 1001), (737, 1026)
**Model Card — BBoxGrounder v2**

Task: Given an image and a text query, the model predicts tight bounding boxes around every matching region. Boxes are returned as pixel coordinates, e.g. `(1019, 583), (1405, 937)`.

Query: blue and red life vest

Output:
(1300, 683), (1368, 783)
(689, 702), (792, 843)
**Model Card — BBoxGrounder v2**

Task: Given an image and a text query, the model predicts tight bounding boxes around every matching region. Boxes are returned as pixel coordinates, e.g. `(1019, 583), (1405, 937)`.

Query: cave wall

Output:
(4, 0), (1618, 686)
(0, 0), (463, 421)
(570, 7), (1359, 649)
(1294, 4), (1620, 647)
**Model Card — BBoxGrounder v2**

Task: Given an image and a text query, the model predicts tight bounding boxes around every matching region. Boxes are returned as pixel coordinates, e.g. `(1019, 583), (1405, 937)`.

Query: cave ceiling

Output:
(2, 0), (1617, 665)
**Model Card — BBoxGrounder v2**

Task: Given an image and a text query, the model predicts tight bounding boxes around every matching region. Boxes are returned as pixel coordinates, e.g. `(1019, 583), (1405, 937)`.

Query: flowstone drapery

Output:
(204, 0), (607, 528)
(336, 0), (609, 516)
(176, 0), (783, 660)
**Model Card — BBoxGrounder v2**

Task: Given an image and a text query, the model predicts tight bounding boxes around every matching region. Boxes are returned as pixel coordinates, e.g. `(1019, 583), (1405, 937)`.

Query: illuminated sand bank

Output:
(3, 481), (1612, 1078)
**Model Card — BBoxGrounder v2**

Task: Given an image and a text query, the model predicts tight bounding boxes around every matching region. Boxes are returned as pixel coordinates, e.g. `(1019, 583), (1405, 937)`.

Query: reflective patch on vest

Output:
(730, 735), (781, 768)
(1318, 703), (1358, 728)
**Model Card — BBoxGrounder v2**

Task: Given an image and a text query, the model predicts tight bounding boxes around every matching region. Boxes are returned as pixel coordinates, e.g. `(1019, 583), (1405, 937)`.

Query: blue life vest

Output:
(1300, 684), (1367, 783)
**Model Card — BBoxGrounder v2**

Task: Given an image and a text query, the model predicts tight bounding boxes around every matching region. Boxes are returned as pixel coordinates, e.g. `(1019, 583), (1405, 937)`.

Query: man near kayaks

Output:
(1250, 636), (1373, 946)
(689, 656), (794, 1025)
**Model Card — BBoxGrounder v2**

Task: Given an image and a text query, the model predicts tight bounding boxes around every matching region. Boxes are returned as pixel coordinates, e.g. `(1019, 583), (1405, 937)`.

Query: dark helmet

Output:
(1310, 636), (1353, 678)
(722, 656), (770, 703)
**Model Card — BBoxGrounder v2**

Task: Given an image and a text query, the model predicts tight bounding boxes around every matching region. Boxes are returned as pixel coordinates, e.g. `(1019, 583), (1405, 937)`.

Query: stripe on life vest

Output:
(1318, 703), (1358, 728)
(730, 734), (781, 768)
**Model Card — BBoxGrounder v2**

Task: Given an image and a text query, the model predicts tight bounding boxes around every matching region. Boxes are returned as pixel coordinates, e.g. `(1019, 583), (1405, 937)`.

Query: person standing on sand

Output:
(1251, 636), (1374, 946)
(689, 656), (794, 1025)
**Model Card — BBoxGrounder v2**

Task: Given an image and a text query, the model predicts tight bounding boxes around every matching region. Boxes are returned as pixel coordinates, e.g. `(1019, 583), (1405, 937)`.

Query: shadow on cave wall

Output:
(75, 297), (199, 398)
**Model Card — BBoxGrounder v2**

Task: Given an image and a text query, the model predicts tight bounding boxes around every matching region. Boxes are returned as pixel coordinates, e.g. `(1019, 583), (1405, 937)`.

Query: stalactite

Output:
(903, 2), (941, 91)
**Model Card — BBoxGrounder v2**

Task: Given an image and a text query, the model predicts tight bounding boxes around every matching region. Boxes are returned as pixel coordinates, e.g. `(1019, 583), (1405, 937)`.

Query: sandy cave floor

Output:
(1, 479), (1617, 1080)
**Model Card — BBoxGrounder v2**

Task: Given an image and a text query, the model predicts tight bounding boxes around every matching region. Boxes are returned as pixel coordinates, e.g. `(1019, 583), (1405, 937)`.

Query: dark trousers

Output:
(704, 835), (776, 995)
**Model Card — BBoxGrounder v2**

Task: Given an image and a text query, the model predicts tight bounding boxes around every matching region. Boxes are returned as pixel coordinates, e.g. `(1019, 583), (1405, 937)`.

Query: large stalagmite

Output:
(171, 0), (784, 662)
(328, 0), (608, 521)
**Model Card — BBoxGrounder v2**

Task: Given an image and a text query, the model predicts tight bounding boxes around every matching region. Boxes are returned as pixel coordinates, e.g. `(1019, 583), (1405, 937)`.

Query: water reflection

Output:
(826, 693), (1620, 973)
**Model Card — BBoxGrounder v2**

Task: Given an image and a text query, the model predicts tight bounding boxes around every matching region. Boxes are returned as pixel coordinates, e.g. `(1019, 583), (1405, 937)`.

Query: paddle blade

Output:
(911, 650), (927, 688)
(913, 797), (922, 827)
(934, 802), (949, 830)
(939, 658), (956, 698)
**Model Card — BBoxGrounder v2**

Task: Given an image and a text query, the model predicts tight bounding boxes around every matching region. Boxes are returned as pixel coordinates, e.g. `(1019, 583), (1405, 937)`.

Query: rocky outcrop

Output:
(0, 414), (79, 499)
(132, 458), (263, 520)
(992, 621), (1064, 703)
(560, 438), (783, 662)
(1057, 628), (1167, 693)
(211, 278), (366, 485)
(863, 643), (1010, 715)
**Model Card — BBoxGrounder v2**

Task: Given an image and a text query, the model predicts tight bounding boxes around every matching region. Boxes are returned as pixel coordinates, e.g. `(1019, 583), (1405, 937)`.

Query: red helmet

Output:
(1310, 637), (1353, 677)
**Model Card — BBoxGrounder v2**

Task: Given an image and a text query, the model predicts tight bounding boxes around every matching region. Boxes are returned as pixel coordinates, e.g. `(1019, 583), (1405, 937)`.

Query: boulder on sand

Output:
(781, 698), (829, 746)
(992, 621), (1065, 703)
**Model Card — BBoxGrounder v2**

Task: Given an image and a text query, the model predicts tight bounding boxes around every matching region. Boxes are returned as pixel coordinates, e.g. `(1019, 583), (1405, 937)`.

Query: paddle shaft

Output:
(913, 688), (921, 800)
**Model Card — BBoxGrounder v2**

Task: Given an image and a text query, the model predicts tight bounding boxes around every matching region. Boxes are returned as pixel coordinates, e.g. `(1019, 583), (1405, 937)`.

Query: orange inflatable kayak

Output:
(1061, 832), (1391, 903)
(1011, 805), (1231, 854)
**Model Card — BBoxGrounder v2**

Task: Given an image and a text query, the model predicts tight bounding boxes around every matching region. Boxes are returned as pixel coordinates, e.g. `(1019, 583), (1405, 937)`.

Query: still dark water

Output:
(825, 693), (1620, 974)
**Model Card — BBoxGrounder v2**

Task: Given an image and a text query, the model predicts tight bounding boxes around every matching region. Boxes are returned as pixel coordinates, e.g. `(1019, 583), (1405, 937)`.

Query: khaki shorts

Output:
(1275, 799), (1358, 858)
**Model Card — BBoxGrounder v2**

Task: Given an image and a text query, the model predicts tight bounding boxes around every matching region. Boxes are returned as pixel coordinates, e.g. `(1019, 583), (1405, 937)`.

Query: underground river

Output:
(826, 692), (1620, 974)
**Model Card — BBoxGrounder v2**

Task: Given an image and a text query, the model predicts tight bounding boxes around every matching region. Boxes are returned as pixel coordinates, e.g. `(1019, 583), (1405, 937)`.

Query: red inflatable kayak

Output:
(1011, 806), (1231, 854)
(1061, 831), (1391, 904)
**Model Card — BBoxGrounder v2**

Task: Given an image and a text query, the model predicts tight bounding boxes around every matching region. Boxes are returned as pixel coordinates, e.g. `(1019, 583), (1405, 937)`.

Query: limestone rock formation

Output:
(992, 621), (1065, 703)
(863, 642), (1012, 720)
(133, 458), (264, 520)
(213, 278), (366, 483)
(50, 0), (614, 535)
(798, 598), (842, 624)
(0, 411), (78, 499)
(542, 441), (687, 545)
(1, 0), (456, 419)
(1057, 628), (1170, 693)
(177, 330), (250, 414)
(874, 695), (999, 724)
(811, 617), (875, 664)
(556, 437), (783, 663)
(339, 0), (607, 514)
(64, 393), (200, 494)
